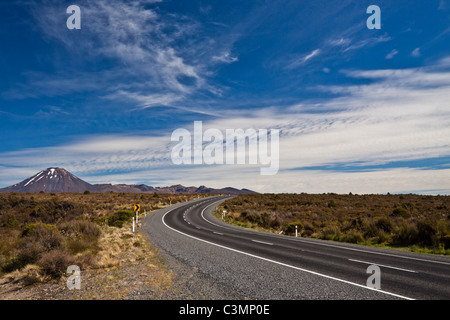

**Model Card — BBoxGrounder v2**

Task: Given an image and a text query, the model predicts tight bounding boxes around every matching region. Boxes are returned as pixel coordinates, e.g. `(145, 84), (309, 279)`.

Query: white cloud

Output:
(286, 49), (320, 69)
(385, 49), (399, 59)
(212, 52), (239, 64)
(411, 48), (421, 57)
(342, 35), (391, 52)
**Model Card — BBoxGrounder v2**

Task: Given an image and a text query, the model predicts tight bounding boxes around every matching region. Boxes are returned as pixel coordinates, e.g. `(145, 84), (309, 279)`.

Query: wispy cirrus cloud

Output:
(285, 49), (321, 70)
(15, 0), (241, 109)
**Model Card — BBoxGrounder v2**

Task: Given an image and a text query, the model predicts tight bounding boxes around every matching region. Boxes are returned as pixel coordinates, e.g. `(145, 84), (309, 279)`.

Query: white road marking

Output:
(348, 259), (417, 273)
(252, 239), (273, 246)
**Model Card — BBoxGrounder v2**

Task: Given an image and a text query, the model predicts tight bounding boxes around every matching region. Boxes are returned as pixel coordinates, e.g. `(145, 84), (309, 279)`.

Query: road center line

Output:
(252, 239), (273, 246)
(348, 259), (417, 273)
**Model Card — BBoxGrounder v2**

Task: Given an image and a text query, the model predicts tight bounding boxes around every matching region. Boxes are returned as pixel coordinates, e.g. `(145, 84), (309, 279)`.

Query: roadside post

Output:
(295, 225), (298, 237)
(133, 204), (141, 229)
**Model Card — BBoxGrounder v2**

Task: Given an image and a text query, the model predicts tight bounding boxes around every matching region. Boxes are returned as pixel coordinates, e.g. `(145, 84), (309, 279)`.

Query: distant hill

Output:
(0, 167), (257, 195)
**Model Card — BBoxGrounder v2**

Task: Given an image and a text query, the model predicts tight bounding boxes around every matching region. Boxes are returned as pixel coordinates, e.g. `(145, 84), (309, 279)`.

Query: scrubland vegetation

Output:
(216, 193), (450, 255)
(0, 192), (199, 285)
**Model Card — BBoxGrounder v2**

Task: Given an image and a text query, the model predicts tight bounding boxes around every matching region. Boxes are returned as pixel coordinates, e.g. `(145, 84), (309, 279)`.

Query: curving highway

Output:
(142, 196), (450, 300)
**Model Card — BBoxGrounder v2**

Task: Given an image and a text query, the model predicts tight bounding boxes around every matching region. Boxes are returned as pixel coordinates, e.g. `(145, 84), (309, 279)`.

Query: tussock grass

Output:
(0, 192), (202, 284)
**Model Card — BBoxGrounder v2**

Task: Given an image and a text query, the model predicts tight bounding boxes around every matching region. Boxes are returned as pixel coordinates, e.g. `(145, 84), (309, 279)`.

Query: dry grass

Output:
(0, 192), (203, 295)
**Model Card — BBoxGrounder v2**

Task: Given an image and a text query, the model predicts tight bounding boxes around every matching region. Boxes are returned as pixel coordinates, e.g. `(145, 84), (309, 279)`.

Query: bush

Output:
(341, 230), (365, 244)
(21, 223), (63, 252)
(2, 241), (45, 273)
(3, 214), (20, 228)
(362, 220), (378, 239)
(375, 230), (390, 244)
(106, 210), (134, 228)
(285, 222), (303, 236)
(375, 217), (394, 233)
(38, 250), (75, 279)
(416, 220), (438, 247)
(59, 220), (101, 238)
(319, 226), (341, 241)
(392, 221), (418, 246)
(391, 207), (411, 218)
(441, 235), (450, 250)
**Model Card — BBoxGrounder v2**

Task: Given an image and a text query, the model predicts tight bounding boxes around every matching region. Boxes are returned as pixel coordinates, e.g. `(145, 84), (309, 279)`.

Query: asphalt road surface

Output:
(142, 196), (450, 300)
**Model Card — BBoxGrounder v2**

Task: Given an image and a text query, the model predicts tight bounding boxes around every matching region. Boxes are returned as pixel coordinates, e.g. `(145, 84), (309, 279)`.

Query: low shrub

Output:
(285, 222), (303, 236)
(38, 249), (75, 279)
(106, 210), (134, 228)
(416, 220), (438, 247)
(391, 207), (411, 218)
(392, 221), (418, 246)
(375, 217), (394, 233)
(59, 220), (101, 238)
(441, 235), (450, 250)
(341, 229), (365, 244)
(21, 223), (64, 252)
(2, 241), (45, 273)
(319, 226), (341, 241)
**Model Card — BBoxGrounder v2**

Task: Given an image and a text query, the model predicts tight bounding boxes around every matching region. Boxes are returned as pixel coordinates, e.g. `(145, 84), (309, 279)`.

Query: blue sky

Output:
(1, 0), (450, 194)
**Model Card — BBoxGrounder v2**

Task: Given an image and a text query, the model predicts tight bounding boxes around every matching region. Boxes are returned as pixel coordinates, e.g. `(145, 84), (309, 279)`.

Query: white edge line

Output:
(161, 200), (414, 301)
(348, 259), (417, 273)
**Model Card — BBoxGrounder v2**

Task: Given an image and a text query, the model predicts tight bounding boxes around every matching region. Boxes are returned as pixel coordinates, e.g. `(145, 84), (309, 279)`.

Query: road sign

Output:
(133, 204), (141, 212)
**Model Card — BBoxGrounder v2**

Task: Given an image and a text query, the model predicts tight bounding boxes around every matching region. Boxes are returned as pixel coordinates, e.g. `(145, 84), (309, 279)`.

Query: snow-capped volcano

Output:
(1, 167), (93, 193)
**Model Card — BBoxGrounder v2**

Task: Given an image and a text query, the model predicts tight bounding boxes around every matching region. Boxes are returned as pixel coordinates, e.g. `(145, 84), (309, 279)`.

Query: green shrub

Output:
(3, 214), (20, 228)
(341, 229), (365, 244)
(106, 210), (134, 228)
(362, 220), (378, 239)
(285, 222), (303, 235)
(392, 221), (418, 246)
(375, 217), (394, 233)
(441, 235), (450, 250)
(319, 226), (341, 241)
(21, 223), (63, 252)
(375, 230), (390, 244)
(416, 220), (438, 247)
(391, 207), (411, 218)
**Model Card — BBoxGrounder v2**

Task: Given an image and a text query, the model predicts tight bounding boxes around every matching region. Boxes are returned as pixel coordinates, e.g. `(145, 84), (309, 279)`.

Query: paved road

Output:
(142, 196), (450, 300)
